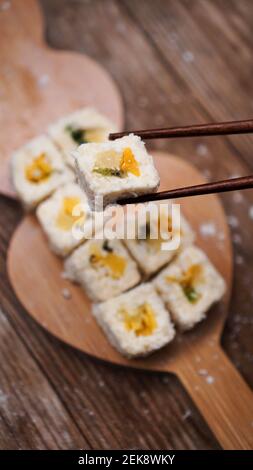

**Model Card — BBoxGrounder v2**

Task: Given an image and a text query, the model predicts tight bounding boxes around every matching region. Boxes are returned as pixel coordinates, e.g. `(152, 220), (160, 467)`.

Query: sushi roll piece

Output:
(11, 135), (73, 210)
(48, 107), (116, 168)
(36, 182), (93, 256)
(124, 203), (195, 277)
(92, 283), (175, 358)
(153, 245), (226, 331)
(64, 238), (141, 302)
(73, 134), (160, 210)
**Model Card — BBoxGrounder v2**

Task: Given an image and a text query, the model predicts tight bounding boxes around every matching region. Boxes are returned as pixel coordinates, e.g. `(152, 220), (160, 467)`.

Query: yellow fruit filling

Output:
(66, 125), (106, 145)
(139, 215), (175, 251)
(166, 264), (203, 303)
(157, 214), (181, 239)
(93, 147), (140, 177)
(25, 153), (52, 183)
(85, 128), (106, 143)
(120, 147), (140, 176)
(56, 196), (85, 231)
(121, 302), (157, 336)
(93, 150), (122, 176)
(89, 244), (126, 279)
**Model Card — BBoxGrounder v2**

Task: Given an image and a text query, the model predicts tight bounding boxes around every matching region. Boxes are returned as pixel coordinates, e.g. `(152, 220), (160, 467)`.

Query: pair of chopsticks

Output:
(109, 119), (253, 205)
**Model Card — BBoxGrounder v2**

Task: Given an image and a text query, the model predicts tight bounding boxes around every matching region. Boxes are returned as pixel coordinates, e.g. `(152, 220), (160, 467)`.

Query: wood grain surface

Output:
(8, 152), (253, 449)
(1, 0), (253, 450)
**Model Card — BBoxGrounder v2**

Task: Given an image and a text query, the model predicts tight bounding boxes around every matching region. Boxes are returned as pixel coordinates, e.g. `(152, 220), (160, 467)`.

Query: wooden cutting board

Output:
(0, 0), (124, 197)
(7, 151), (253, 449)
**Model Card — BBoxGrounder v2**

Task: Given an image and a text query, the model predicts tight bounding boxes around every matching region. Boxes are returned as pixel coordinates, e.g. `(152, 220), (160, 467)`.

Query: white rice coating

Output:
(123, 204), (195, 276)
(64, 238), (141, 302)
(36, 182), (94, 256)
(73, 134), (160, 210)
(11, 135), (73, 210)
(153, 245), (226, 331)
(92, 283), (175, 358)
(48, 107), (116, 168)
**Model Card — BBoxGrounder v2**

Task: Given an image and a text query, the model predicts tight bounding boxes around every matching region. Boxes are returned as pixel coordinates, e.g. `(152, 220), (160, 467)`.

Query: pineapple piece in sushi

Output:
(36, 182), (93, 256)
(11, 135), (72, 210)
(73, 134), (160, 210)
(92, 283), (175, 358)
(48, 108), (115, 168)
(64, 238), (141, 302)
(124, 203), (194, 277)
(153, 245), (226, 331)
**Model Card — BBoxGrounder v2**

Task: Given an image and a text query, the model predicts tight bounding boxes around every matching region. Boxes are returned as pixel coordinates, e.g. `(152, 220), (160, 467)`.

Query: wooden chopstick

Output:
(117, 175), (253, 205)
(109, 119), (253, 140)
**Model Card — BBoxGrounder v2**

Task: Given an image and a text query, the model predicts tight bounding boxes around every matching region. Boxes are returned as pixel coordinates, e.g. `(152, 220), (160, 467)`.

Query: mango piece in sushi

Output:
(92, 283), (175, 358)
(48, 108), (115, 168)
(153, 245), (226, 331)
(11, 135), (72, 210)
(73, 134), (160, 210)
(36, 182), (93, 256)
(64, 238), (141, 302)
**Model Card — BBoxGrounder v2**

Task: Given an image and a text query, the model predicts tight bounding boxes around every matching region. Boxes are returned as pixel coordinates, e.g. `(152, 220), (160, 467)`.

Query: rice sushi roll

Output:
(48, 107), (116, 168)
(36, 182), (94, 256)
(92, 283), (175, 358)
(73, 134), (160, 210)
(64, 238), (141, 302)
(124, 203), (195, 277)
(153, 245), (226, 331)
(11, 135), (72, 210)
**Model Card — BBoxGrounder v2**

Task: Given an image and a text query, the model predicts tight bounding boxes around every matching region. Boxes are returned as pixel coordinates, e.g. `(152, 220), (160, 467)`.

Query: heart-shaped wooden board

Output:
(8, 151), (232, 367)
(7, 151), (253, 449)
(0, 0), (124, 197)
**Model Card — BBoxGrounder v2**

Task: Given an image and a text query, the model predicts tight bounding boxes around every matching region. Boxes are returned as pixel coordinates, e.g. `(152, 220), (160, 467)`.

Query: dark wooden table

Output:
(1, 0), (253, 450)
